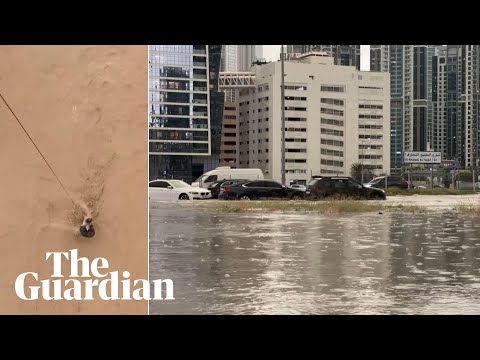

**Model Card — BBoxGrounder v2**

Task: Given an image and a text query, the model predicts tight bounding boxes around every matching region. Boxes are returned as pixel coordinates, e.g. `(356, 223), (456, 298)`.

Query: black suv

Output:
(218, 180), (305, 200)
(365, 176), (408, 189)
(306, 176), (386, 200)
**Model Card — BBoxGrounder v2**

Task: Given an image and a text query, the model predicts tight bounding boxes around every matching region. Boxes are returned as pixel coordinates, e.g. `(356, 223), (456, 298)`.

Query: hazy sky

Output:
(262, 45), (281, 61)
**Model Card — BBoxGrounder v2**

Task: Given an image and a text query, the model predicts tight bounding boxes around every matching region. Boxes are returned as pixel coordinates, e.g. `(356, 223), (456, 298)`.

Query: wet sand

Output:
(0, 46), (148, 314)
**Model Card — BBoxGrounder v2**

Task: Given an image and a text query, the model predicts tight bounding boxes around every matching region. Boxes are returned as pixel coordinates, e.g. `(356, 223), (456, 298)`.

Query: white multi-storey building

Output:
(238, 52), (390, 185)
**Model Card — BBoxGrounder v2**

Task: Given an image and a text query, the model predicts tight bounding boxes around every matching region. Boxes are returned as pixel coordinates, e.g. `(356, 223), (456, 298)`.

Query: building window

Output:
(321, 85), (345, 92)
(359, 114), (383, 119)
(321, 128), (344, 137)
(359, 104), (383, 109)
(321, 148), (344, 157)
(359, 154), (383, 160)
(285, 106), (306, 111)
(285, 169), (306, 174)
(359, 144), (383, 149)
(286, 148), (307, 153)
(321, 108), (344, 116)
(359, 124), (383, 129)
(285, 85), (307, 91)
(285, 159), (307, 163)
(321, 159), (344, 167)
(321, 118), (344, 127)
(359, 135), (383, 140)
(285, 96), (307, 101)
(321, 98), (344, 106)
(321, 138), (344, 147)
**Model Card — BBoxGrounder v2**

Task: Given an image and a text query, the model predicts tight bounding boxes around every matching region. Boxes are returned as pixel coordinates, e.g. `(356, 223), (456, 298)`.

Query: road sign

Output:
(403, 151), (442, 164)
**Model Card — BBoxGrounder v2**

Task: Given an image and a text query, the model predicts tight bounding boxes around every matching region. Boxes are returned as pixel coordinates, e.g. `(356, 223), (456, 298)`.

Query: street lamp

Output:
(361, 140), (364, 184)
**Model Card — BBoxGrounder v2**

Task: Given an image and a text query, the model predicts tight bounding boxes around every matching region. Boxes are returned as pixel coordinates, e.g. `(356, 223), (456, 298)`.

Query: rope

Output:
(0, 91), (80, 212)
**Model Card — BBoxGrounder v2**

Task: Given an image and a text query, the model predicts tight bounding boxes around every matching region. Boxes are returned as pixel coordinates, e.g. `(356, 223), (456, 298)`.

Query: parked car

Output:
(305, 176), (386, 200)
(364, 176), (408, 189)
(289, 184), (307, 191)
(149, 179), (211, 201)
(218, 180), (305, 200)
(192, 166), (264, 189)
(208, 179), (248, 199)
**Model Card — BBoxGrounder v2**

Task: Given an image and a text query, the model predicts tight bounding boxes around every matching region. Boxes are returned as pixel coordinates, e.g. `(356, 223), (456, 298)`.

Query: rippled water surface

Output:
(150, 202), (480, 314)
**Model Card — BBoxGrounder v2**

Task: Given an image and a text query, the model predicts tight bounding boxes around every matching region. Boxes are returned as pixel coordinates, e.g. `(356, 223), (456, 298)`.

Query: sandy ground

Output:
(384, 194), (480, 210)
(0, 46), (148, 314)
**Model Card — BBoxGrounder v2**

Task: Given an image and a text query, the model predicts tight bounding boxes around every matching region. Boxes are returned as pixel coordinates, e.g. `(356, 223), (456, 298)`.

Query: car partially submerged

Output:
(149, 179), (211, 201)
(306, 176), (386, 200)
(218, 179), (305, 200)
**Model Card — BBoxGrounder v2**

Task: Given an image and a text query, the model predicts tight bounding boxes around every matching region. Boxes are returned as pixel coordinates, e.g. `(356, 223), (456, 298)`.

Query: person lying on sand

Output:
(79, 217), (95, 238)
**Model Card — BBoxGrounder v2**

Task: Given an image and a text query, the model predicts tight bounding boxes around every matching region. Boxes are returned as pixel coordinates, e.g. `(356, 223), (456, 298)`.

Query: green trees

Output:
(350, 163), (375, 183)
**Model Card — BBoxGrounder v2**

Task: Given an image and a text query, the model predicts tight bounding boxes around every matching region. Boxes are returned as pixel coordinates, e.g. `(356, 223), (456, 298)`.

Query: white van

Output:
(192, 167), (264, 189)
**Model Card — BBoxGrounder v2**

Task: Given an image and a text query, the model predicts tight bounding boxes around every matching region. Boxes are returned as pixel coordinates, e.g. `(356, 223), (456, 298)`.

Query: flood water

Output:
(149, 202), (480, 315)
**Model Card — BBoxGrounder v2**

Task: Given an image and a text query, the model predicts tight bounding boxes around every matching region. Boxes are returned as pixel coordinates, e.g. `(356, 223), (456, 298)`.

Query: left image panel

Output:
(0, 45), (148, 314)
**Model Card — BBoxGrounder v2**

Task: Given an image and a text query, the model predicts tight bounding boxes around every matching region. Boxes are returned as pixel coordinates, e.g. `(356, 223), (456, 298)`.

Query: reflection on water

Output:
(149, 202), (480, 314)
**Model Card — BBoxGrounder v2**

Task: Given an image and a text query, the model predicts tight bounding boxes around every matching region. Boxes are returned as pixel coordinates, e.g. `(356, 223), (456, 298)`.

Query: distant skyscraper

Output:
(433, 45), (479, 168)
(370, 45), (389, 73)
(369, 45), (440, 173)
(432, 46), (447, 159)
(237, 45), (258, 71)
(221, 45), (239, 72)
(148, 45), (224, 182)
(393, 46), (439, 171)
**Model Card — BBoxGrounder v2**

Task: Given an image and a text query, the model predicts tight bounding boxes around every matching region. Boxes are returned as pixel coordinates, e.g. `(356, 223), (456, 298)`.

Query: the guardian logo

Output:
(15, 249), (174, 301)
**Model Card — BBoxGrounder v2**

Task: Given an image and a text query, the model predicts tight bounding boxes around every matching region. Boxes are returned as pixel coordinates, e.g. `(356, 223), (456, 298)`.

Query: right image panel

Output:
(149, 45), (480, 315)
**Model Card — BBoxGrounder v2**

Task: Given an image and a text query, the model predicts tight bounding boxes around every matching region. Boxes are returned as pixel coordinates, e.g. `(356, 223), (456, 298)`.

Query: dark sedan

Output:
(218, 180), (305, 200)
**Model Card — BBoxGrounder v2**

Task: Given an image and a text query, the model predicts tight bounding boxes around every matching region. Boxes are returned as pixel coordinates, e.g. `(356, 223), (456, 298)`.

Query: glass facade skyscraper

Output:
(437, 45), (480, 168)
(149, 45), (224, 182)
